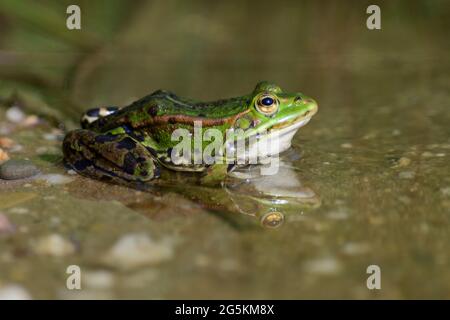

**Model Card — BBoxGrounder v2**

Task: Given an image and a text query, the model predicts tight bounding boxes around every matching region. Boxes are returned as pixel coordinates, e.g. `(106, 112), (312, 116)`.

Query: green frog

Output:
(62, 81), (318, 185)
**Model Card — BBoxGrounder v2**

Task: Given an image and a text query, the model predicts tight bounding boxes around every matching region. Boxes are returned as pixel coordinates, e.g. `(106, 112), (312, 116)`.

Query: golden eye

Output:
(255, 94), (279, 115)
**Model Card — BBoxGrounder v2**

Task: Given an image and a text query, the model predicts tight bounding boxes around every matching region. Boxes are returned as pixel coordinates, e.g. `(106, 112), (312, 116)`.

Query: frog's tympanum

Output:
(63, 81), (318, 186)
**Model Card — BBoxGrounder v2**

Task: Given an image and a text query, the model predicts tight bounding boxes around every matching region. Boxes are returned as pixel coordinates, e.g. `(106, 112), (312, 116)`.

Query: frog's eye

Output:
(255, 94), (279, 116)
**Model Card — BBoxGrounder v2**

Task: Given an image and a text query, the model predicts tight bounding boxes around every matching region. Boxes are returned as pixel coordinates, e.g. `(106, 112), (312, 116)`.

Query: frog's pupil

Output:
(261, 97), (273, 106)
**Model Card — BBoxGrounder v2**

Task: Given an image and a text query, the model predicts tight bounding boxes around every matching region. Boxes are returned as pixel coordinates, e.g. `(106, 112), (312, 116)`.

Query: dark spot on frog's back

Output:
(95, 133), (119, 143)
(116, 137), (137, 150)
(147, 105), (159, 117)
(168, 117), (177, 124)
(123, 153), (137, 175)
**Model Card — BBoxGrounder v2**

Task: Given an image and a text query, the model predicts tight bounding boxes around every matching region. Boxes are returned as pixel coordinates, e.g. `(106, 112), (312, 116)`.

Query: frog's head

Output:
(234, 81), (318, 156)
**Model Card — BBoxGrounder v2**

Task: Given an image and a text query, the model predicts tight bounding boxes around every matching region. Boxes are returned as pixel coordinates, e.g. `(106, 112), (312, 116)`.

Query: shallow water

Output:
(0, 1), (449, 299)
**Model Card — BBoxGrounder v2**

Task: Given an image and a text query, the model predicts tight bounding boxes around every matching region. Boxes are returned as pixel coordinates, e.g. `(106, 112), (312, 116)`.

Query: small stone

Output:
(195, 254), (210, 267)
(5, 106), (25, 123)
(0, 160), (40, 180)
(303, 257), (342, 275)
(397, 157), (411, 167)
(33, 234), (76, 257)
(0, 213), (16, 235)
(22, 115), (40, 127)
(0, 284), (32, 300)
(83, 270), (115, 290)
(342, 243), (370, 255)
(0, 148), (9, 164)
(38, 174), (73, 185)
(42, 131), (64, 141)
(441, 187), (450, 197)
(35, 146), (49, 154)
(122, 269), (158, 289)
(399, 171), (416, 179)
(102, 233), (174, 270)
(9, 144), (23, 153)
(327, 210), (349, 220)
(421, 151), (434, 158)
(0, 137), (14, 149)
(426, 144), (440, 150)
(398, 196), (411, 204)
(7, 207), (29, 214)
(340, 143), (353, 149)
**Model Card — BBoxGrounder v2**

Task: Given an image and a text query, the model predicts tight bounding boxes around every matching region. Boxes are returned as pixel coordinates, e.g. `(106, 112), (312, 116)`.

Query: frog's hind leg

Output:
(81, 106), (120, 129)
(63, 129), (160, 185)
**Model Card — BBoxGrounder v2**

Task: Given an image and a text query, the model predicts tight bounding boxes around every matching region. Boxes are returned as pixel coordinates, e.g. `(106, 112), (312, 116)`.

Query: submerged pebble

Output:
(33, 234), (76, 257)
(341, 242), (370, 255)
(8, 207), (29, 215)
(399, 171), (416, 179)
(0, 213), (16, 235)
(340, 143), (353, 149)
(0, 160), (40, 180)
(5, 106), (26, 123)
(421, 151), (434, 158)
(0, 284), (32, 300)
(397, 157), (411, 167)
(303, 257), (342, 275)
(326, 210), (349, 220)
(102, 233), (174, 270)
(0, 148), (9, 163)
(38, 174), (73, 185)
(441, 187), (450, 197)
(83, 270), (115, 290)
(0, 137), (14, 149)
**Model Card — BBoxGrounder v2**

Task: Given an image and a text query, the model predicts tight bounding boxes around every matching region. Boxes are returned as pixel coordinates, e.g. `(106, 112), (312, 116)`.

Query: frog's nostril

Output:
(294, 96), (302, 103)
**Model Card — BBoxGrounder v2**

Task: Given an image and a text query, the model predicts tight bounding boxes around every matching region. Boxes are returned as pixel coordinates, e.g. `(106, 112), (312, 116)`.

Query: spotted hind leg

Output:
(80, 106), (120, 129)
(63, 129), (160, 185)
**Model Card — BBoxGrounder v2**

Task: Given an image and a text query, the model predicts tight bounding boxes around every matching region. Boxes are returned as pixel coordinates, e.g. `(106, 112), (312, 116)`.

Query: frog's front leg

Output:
(62, 129), (160, 184)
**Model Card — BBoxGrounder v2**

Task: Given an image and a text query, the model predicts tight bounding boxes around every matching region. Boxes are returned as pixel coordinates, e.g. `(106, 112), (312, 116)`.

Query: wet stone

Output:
(399, 171), (416, 179)
(38, 174), (74, 185)
(0, 148), (9, 163)
(397, 157), (411, 167)
(0, 213), (16, 235)
(101, 233), (175, 271)
(0, 137), (14, 148)
(0, 160), (40, 180)
(303, 256), (342, 275)
(5, 106), (25, 123)
(33, 234), (76, 257)
(0, 284), (32, 300)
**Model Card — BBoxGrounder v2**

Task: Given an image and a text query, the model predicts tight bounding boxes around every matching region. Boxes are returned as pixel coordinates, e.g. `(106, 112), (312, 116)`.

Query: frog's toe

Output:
(63, 129), (159, 183)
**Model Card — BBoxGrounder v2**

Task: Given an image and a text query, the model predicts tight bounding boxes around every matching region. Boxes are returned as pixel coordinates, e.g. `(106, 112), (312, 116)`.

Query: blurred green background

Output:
(1, 0), (449, 120)
(1, 0), (450, 299)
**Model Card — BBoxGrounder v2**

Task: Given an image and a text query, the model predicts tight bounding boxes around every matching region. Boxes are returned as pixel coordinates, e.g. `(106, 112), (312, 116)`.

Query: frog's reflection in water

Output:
(125, 154), (321, 229)
(223, 158), (321, 228)
(65, 150), (321, 228)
